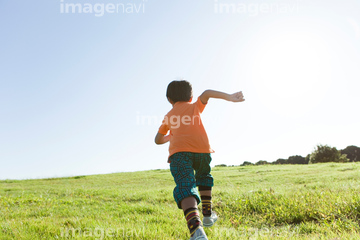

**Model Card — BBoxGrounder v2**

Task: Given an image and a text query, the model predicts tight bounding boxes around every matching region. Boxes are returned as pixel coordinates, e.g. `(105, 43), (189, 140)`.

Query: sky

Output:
(0, 0), (359, 180)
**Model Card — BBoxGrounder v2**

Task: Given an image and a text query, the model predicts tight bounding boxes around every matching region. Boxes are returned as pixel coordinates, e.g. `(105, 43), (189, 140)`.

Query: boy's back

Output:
(158, 97), (214, 160)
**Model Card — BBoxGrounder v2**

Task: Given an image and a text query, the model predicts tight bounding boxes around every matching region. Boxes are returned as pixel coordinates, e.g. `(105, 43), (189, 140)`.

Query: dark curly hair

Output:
(166, 80), (193, 103)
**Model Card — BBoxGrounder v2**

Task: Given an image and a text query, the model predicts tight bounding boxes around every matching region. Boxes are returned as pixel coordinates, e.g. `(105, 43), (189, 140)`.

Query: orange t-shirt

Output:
(158, 97), (214, 162)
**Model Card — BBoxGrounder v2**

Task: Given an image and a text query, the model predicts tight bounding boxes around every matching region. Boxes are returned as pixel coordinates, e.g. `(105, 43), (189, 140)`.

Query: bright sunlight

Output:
(251, 29), (332, 117)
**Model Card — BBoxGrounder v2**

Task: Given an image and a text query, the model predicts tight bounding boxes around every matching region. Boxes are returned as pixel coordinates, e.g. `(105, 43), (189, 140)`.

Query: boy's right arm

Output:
(154, 133), (170, 145)
(200, 90), (245, 104)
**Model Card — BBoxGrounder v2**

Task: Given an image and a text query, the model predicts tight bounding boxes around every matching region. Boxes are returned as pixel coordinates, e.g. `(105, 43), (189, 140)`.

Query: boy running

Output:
(155, 80), (245, 240)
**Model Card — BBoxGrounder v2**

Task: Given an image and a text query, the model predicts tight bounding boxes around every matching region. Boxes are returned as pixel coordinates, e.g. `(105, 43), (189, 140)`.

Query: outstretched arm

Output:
(154, 133), (170, 145)
(200, 90), (245, 104)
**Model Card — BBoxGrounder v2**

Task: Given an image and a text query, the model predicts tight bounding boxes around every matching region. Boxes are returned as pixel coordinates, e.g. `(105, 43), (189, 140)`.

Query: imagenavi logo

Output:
(214, 0), (299, 17)
(60, 0), (147, 17)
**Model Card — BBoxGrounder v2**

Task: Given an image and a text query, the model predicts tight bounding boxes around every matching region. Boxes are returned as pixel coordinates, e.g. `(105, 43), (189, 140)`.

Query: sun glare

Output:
(251, 30), (332, 117)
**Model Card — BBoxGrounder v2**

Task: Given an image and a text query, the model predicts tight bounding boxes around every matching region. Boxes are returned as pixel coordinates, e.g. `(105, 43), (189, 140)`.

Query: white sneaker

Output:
(189, 227), (208, 240)
(203, 212), (218, 227)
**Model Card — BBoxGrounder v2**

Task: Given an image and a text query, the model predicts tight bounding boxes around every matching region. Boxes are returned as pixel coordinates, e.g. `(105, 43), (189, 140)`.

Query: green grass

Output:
(1, 163), (360, 239)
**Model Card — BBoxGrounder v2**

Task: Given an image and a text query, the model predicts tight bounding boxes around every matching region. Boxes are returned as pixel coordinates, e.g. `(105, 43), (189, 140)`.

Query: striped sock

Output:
(201, 196), (212, 217)
(184, 208), (201, 236)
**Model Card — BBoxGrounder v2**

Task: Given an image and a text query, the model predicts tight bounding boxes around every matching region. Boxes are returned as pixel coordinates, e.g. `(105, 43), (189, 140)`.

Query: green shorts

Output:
(169, 152), (214, 209)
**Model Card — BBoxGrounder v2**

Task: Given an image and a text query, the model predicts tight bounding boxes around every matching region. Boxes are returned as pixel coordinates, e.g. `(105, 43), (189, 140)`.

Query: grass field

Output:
(1, 162), (360, 239)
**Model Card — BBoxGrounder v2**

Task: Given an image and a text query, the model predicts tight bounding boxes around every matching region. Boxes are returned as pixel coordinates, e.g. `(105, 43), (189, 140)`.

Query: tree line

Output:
(237, 145), (360, 166)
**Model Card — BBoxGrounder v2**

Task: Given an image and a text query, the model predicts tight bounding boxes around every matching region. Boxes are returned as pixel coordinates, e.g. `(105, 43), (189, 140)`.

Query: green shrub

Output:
(341, 145), (360, 162)
(240, 161), (254, 166)
(309, 145), (349, 164)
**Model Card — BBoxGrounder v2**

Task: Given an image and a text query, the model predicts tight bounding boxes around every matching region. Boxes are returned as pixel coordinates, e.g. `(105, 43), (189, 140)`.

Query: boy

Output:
(155, 80), (245, 240)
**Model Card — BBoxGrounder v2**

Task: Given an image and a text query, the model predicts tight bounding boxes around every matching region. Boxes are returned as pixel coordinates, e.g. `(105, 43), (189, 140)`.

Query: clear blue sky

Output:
(1, 0), (359, 179)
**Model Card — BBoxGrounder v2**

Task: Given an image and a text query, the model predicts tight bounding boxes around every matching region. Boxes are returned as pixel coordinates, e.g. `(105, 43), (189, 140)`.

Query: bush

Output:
(255, 160), (269, 165)
(241, 161), (254, 166)
(288, 155), (308, 164)
(215, 164), (227, 167)
(341, 145), (360, 162)
(309, 145), (349, 164)
(274, 158), (287, 164)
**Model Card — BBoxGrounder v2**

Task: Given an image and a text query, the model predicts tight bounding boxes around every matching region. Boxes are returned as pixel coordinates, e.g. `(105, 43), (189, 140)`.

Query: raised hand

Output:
(228, 91), (245, 102)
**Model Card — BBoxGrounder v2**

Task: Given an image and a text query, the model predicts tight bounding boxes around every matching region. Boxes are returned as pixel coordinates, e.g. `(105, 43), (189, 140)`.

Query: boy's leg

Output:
(169, 153), (201, 209)
(193, 153), (214, 217)
(199, 186), (217, 227)
(169, 153), (206, 238)
(198, 186), (212, 217)
(181, 196), (197, 210)
(193, 153), (217, 227)
(181, 196), (202, 237)
(199, 190), (211, 197)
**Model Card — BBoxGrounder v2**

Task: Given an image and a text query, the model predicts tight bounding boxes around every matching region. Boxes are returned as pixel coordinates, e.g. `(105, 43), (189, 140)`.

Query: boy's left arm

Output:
(154, 133), (170, 145)
(200, 90), (245, 104)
